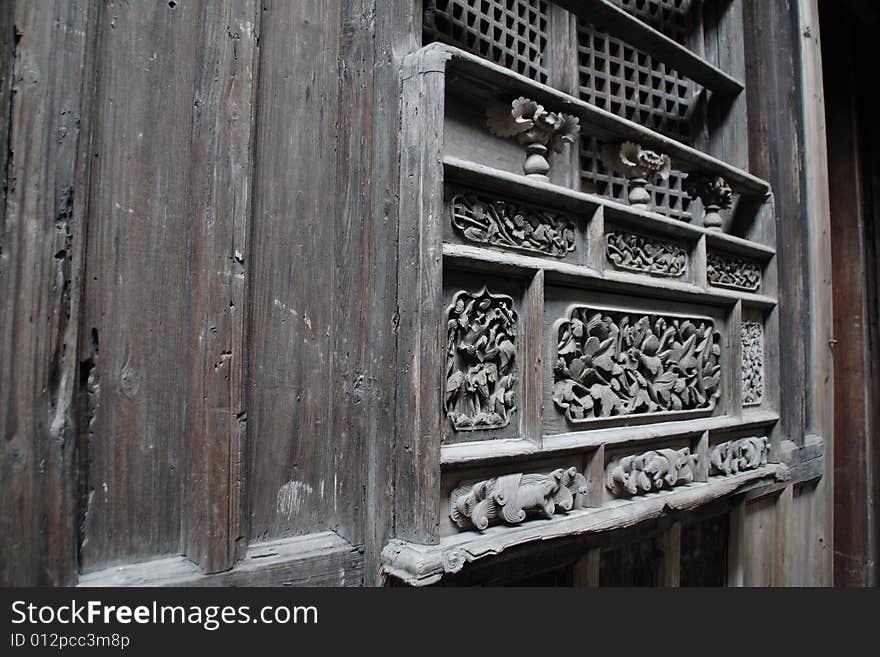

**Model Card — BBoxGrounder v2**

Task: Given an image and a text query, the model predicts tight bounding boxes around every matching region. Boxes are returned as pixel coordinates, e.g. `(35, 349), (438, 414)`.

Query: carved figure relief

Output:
(685, 174), (733, 231)
(486, 97), (580, 180)
(451, 191), (577, 257)
(709, 436), (769, 476)
(600, 141), (672, 207)
(450, 467), (588, 531)
(741, 321), (764, 406)
(445, 287), (518, 432)
(553, 307), (722, 423)
(606, 447), (697, 497)
(605, 230), (687, 277)
(707, 252), (761, 292)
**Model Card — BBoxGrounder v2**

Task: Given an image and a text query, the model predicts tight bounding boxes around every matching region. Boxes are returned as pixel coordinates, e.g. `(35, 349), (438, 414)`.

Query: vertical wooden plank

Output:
(547, 4), (579, 190)
(657, 522), (681, 587)
(394, 45), (450, 545)
(182, 0), (260, 574)
(247, 0), (369, 547)
(80, 0), (199, 570)
(366, 0), (420, 585)
(522, 270), (544, 446)
(584, 444), (605, 508)
(797, 0), (834, 586)
(0, 0), (97, 585)
(727, 499), (746, 587)
(774, 484), (793, 586)
(572, 547), (601, 587)
(695, 431), (709, 483)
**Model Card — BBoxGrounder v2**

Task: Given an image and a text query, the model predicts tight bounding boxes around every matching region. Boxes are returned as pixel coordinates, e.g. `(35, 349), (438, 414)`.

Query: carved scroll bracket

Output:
(486, 97), (580, 181)
(600, 141), (672, 207)
(450, 467), (587, 531)
(709, 437), (769, 476)
(685, 174), (732, 231)
(606, 447), (697, 497)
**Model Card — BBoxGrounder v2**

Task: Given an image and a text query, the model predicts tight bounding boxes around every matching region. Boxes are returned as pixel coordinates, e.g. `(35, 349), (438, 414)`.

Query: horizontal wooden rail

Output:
(553, 0), (745, 96)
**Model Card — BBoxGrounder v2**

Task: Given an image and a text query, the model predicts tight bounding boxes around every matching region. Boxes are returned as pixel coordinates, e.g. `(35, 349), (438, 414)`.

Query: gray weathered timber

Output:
(0, 0), (97, 586)
(247, 0), (375, 547)
(394, 45), (450, 545)
(80, 0), (202, 572)
(182, 0), (259, 576)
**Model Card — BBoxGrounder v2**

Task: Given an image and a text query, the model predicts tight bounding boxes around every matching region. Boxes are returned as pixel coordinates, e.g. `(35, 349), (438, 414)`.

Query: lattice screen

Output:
(577, 0), (698, 220)
(423, 0), (551, 84)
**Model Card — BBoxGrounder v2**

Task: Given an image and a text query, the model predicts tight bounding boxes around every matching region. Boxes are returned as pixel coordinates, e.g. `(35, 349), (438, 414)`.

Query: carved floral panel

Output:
(450, 467), (587, 531)
(445, 287), (518, 432)
(741, 321), (764, 406)
(450, 191), (577, 257)
(605, 230), (687, 277)
(706, 252), (761, 292)
(606, 447), (697, 497)
(553, 307), (722, 423)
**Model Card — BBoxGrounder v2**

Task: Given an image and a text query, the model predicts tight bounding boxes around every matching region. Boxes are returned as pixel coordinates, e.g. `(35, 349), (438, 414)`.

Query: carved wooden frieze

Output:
(707, 252), (761, 292)
(445, 287), (518, 432)
(486, 97), (580, 180)
(709, 436), (769, 476)
(741, 321), (764, 406)
(553, 307), (722, 423)
(450, 467), (587, 531)
(450, 191), (577, 257)
(606, 447), (697, 497)
(605, 230), (687, 277)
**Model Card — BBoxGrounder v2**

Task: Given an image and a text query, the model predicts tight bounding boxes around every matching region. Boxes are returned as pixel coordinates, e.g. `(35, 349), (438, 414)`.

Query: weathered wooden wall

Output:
(0, 0), (403, 586)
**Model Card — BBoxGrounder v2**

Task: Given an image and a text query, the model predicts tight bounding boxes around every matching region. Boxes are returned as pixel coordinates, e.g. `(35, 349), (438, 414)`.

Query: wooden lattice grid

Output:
(577, 0), (699, 220)
(422, 0), (551, 84)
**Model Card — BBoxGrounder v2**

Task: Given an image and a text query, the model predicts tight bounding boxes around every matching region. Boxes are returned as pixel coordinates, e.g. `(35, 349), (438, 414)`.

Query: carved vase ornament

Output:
(553, 307), (722, 423)
(600, 141), (672, 207)
(450, 467), (587, 531)
(709, 437), (769, 476)
(606, 447), (697, 497)
(685, 174), (732, 231)
(445, 287), (518, 432)
(486, 97), (580, 181)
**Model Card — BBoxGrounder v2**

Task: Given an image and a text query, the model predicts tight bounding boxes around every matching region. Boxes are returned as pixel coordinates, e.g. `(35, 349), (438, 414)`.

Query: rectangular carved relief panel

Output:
(445, 287), (518, 433)
(707, 252), (762, 292)
(552, 306), (722, 423)
(741, 320), (764, 406)
(605, 229), (687, 277)
(450, 190), (578, 258)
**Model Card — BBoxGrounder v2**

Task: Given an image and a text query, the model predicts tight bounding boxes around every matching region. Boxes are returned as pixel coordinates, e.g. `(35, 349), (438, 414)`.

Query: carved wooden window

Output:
(388, 0), (783, 586)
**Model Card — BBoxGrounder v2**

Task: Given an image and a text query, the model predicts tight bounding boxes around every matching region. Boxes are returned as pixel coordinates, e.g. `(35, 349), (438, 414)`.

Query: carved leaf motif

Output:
(553, 307), (722, 423)
(451, 192), (577, 258)
(445, 287), (518, 433)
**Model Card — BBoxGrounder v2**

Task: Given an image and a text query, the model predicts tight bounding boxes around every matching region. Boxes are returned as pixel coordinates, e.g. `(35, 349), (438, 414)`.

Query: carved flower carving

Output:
(553, 309), (722, 422)
(487, 97), (581, 152)
(601, 141), (672, 181)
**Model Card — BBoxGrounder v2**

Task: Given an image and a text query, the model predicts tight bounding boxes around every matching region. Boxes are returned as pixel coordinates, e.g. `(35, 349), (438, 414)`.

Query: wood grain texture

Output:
(183, 0), (260, 574)
(0, 0), (97, 585)
(79, 0), (200, 572)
